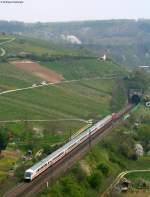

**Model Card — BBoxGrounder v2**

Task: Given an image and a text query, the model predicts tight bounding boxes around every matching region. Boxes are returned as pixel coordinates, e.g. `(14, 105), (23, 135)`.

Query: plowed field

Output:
(11, 60), (64, 82)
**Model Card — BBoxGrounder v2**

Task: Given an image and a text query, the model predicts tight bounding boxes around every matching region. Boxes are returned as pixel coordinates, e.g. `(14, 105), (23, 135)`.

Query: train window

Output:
(80, 135), (87, 141)
(68, 143), (77, 151)
(25, 172), (32, 178)
(53, 152), (64, 161)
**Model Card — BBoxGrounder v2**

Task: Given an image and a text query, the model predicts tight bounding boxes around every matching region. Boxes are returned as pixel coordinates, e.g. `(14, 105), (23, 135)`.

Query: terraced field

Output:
(4, 36), (89, 56)
(0, 79), (115, 121)
(41, 58), (125, 80)
(0, 37), (126, 121)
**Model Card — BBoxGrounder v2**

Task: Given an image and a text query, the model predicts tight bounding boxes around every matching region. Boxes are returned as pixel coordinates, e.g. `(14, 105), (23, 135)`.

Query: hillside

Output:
(0, 35), (127, 120)
(0, 35), (129, 196)
(1, 19), (150, 67)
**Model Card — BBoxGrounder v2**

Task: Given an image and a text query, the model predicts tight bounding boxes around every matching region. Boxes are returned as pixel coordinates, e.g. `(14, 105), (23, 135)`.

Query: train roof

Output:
(26, 115), (112, 172)
(25, 169), (34, 173)
(29, 130), (89, 172)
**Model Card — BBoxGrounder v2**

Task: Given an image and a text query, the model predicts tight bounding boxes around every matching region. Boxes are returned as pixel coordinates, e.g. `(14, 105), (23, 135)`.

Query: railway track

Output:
(3, 104), (133, 197)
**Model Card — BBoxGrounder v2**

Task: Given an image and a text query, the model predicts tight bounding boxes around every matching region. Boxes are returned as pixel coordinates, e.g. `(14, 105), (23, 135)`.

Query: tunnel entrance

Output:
(131, 94), (141, 104)
(129, 89), (143, 105)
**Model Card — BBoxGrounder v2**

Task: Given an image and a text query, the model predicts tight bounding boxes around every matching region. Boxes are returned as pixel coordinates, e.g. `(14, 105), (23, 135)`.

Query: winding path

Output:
(0, 37), (16, 57)
(0, 37), (16, 46)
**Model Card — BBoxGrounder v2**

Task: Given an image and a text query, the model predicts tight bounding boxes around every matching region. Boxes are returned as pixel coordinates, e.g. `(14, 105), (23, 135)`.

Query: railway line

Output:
(3, 104), (133, 197)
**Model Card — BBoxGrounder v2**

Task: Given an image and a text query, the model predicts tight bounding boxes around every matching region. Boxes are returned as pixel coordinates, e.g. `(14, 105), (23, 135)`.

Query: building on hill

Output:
(99, 54), (107, 61)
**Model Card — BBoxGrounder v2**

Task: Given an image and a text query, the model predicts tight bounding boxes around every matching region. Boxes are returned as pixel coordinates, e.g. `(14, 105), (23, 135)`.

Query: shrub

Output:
(72, 164), (86, 183)
(61, 176), (84, 197)
(0, 127), (9, 155)
(88, 171), (102, 190)
(97, 163), (110, 176)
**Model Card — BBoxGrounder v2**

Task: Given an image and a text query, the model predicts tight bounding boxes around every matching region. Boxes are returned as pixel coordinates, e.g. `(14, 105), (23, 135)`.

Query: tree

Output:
(88, 171), (102, 190)
(126, 69), (149, 91)
(97, 163), (110, 176)
(0, 128), (9, 155)
(137, 124), (150, 149)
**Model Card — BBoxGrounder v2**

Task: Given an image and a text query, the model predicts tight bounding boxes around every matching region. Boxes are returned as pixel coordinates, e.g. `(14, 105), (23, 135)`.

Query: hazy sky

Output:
(0, 0), (150, 22)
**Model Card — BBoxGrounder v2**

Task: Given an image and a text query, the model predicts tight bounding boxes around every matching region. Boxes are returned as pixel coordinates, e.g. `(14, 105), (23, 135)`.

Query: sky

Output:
(0, 0), (150, 22)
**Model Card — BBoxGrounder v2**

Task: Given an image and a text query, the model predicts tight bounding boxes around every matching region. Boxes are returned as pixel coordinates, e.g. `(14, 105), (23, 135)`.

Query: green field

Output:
(0, 42), (126, 121)
(0, 79), (115, 120)
(0, 62), (40, 90)
(41, 58), (125, 80)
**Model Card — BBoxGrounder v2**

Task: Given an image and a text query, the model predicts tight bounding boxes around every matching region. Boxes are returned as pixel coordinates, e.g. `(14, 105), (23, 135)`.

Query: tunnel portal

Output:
(128, 89), (143, 105)
(131, 94), (141, 104)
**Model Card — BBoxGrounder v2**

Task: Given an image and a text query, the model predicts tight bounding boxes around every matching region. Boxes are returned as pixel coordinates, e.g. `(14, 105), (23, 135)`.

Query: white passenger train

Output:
(24, 114), (114, 181)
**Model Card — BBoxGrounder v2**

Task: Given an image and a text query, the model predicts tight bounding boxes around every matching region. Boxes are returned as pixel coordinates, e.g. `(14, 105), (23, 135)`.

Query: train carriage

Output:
(24, 114), (114, 181)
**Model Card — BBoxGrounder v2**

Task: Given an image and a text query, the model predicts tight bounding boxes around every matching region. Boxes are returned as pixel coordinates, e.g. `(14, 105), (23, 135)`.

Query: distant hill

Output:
(1, 19), (150, 67)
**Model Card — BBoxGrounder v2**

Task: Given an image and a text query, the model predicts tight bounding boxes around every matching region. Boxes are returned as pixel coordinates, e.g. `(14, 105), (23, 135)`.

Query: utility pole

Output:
(69, 129), (72, 141)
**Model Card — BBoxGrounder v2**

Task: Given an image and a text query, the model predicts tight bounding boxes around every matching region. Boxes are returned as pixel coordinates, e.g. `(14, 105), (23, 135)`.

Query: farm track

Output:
(0, 48), (6, 56)
(0, 118), (88, 123)
(0, 38), (16, 46)
(0, 75), (124, 96)
(3, 105), (133, 197)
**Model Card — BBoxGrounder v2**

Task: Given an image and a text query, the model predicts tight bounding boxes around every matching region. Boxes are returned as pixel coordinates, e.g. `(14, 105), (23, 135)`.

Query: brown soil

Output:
(11, 60), (64, 83)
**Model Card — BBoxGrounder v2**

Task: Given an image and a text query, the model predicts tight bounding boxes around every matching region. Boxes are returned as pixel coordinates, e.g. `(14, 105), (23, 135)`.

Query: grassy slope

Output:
(0, 79), (114, 120)
(4, 36), (89, 56)
(41, 59), (124, 80)
(0, 36), (126, 121)
(0, 62), (41, 90)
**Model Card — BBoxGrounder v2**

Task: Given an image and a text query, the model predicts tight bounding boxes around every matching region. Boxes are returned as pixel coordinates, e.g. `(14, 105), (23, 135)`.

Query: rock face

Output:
(61, 34), (82, 44)
(135, 144), (144, 157)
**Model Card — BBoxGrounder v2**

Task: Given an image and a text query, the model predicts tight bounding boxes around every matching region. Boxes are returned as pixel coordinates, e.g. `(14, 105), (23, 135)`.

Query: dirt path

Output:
(0, 37), (16, 57)
(0, 37), (16, 46)
(0, 118), (88, 123)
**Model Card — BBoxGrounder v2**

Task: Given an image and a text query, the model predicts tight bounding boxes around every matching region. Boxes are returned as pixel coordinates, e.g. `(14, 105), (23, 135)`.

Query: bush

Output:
(60, 176), (84, 197)
(88, 171), (102, 190)
(97, 163), (110, 176)
(109, 153), (126, 168)
(72, 164), (86, 183)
